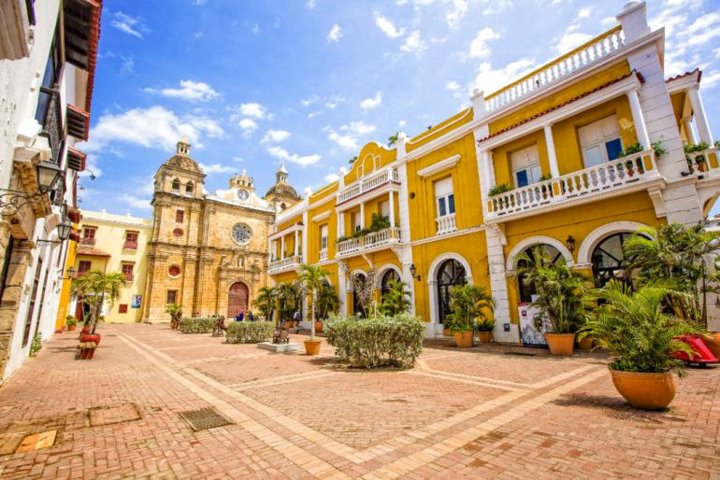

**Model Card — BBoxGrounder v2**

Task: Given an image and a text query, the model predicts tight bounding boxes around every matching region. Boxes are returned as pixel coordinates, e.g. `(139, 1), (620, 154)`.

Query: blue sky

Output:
(81, 0), (720, 217)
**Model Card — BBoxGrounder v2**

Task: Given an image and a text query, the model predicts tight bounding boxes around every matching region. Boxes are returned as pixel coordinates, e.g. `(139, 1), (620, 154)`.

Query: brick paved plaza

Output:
(0, 324), (718, 479)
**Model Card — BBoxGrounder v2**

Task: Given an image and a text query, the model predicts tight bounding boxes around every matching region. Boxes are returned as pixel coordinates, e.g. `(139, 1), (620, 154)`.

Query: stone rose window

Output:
(168, 265), (181, 277)
(173, 228), (183, 237)
(231, 223), (252, 245)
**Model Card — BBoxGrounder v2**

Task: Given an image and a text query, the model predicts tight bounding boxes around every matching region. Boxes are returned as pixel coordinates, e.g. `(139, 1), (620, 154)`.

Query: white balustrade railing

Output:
(486, 149), (658, 220)
(685, 146), (720, 175)
(269, 255), (302, 273)
(337, 167), (400, 204)
(337, 227), (400, 256)
(485, 26), (624, 113)
(435, 214), (457, 235)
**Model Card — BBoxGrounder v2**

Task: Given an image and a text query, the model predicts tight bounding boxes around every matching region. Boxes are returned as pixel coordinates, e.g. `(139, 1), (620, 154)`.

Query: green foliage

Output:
(651, 140), (666, 158)
(299, 263), (331, 340)
(684, 141), (710, 154)
(380, 278), (411, 316)
(516, 246), (591, 334)
(475, 317), (495, 332)
(580, 281), (700, 376)
(179, 317), (216, 334)
(29, 333), (42, 357)
(539, 173), (553, 182)
(165, 303), (183, 327)
(387, 132), (400, 147)
(445, 284), (494, 333)
(488, 183), (511, 197)
(617, 142), (644, 157)
(253, 286), (277, 321)
(71, 270), (127, 334)
(65, 316), (77, 327)
(325, 314), (425, 368)
(225, 321), (275, 344)
(317, 282), (339, 320)
(348, 155), (358, 165)
(275, 282), (299, 322)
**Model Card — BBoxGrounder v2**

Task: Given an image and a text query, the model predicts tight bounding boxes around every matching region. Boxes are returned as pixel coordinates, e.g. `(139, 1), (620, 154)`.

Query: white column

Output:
(337, 211), (344, 237)
(687, 87), (714, 144)
(268, 238), (273, 260)
(359, 202), (365, 228)
(280, 236), (285, 258)
(682, 118), (697, 145)
(388, 191), (395, 227)
(544, 124), (560, 178)
(627, 89), (651, 149)
(294, 229), (299, 257)
(481, 150), (496, 192)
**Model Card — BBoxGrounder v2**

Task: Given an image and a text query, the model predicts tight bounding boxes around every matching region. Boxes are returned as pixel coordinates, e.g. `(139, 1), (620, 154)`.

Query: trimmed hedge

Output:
(179, 317), (215, 334)
(325, 314), (425, 368)
(226, 321), (275, 344)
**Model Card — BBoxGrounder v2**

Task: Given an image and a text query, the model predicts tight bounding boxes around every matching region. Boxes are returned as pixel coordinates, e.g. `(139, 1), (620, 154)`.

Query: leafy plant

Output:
(516, 246), (591, 334)
(71, 270), (127, 334)
(325, 313), (424, 368)
(348, 155), (358, 165)
(225, 321), (275, 344)
(166, 303), (183, 329)
(178, 317), (216, 334)
(253, 286), (277, 322)
(651, 140), (666, 158)
(316, 281), (339, 320)
(684, 141), (710, 154)
(580, 281), (700, 376)
(380, 277), (411, 316)
(275, 282), (299, 323)
(539, 173), (553, 182)
(387, 132), (400, 147)
(476, 317), (495, 332)
(488, 183), (511, 197)
(299, 264), (331, 340)
(65, 316), (77, 327)
(29, 333), (42, 357)
(618, 142), (644, 158)
(445, 284), (494, 333)
(351, 269), (376, 317)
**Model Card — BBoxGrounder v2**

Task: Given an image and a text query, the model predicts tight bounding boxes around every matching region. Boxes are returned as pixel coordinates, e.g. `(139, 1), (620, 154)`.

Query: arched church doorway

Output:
(228, 282), (249, 318)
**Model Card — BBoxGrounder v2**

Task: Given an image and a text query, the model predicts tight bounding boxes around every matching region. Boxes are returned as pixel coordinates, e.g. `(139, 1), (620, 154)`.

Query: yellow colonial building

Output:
(268, 1), (720, 341)
(69, 210), (152, 323)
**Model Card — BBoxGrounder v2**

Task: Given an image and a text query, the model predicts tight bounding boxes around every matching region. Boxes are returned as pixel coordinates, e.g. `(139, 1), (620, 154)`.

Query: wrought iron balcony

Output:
(38, 87), (63, 165)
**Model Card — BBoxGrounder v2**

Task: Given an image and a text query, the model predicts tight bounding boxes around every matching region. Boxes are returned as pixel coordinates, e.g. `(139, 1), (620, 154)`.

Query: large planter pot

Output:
(477, 332), (493, 344)
(80, 333), (101, 346)
(577, 336), (593, 350)
(705, 332), (720, 359)
(304, 339), (321, 356)
(315, 321), (324, 334)
(442, 328), (451, 337)
(545, 333), (575, 356)
(67, 325), (77, 332)
(610, 369), (676, 410)
(454, 331), (474, 348)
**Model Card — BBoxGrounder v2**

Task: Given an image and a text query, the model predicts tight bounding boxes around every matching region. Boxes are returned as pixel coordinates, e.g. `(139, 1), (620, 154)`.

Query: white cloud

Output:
(238, 118), (258, 137)
(308, 111), (321, 118)
(445, 0), (468, 28)
(324, 173), (339, 183)
(446, 80), (460, 91)
(234, 102), (271, 120)
(326, 121), (377, 150)
(119, 194), (151, 210)
(267, 146), (321, 166)
(468, 27), (500, 59)
(83, 106), (224, 153)
(398, 120), (407, 127)
(702, 71), (720, 89)
(144, 80), (219, 102)
(374, 12), (405, 38)
(199, 163), (235, 174)
(555, 31), (592, 53)
(471, 57), (536, 95)
(573, 6), (592, 22)
(400, 31), (427, 54)
(360, 91), (382, 110)
(327, 24), (343, 42)
(306, 0), (317, 9)
(111, 12), (146, 38)
(261, 129), (291, 143)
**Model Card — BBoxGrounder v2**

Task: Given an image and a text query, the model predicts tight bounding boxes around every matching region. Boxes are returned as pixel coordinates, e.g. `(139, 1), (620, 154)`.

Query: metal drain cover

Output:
(504, 351), (537, 357)
(179, 407), (233, 431)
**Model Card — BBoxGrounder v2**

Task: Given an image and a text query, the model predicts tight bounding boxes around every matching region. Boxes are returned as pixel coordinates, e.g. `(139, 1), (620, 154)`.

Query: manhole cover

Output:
(89, 404), (141, 427)
(504, 352), (537, 357)
(179, 407), (233, 431)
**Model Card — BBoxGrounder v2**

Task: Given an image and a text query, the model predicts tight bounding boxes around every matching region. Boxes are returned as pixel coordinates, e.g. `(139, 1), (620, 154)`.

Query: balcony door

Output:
(578, 114), (623, 168)
(511, 145), (542, 188)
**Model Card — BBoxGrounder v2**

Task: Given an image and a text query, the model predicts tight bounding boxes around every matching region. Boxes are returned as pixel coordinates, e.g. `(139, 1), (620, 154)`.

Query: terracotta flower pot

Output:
(577, 336), (593, 350)
(545, 333), (575, 356)
(705, 332), (720, 359)
(315, 321), (324, 334)
(477, 332), (493, 344)
(454, 331), (474, 348)
(442, 328), (451, 337)
(80, 333), (101, 346)
(304, 339), (321, 356)
(610, 369), (676, 410)
(67, 325), (76, 332)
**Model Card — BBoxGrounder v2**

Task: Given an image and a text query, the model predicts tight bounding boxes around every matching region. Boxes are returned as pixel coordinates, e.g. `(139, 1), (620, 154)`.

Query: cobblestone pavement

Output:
(0, 324), (718, 479)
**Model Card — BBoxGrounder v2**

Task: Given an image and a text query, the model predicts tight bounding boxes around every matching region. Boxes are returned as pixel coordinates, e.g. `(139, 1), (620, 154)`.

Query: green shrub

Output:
(179, 317), (216, 334)
(225, 321), (275, 344)
(30, 333), (42, 357)
(325, 314), (425, 368)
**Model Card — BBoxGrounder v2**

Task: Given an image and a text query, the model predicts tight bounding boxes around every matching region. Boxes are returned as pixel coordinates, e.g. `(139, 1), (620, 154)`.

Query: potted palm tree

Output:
(299, 263), (331, 355)
(446, 284), (494, 349)
(275, 282), (298, 328)
(65, 315), (78, 332)
(517, 246), (590, 356)
(379, 277), (411, 316)
(476, 318), (495, 343)
(253, 286), (277, 323)
(580, 281), (699, 410)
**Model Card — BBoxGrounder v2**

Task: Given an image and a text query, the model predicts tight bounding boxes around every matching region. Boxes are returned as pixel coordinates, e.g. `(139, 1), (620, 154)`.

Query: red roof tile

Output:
(77, 245), (111, 257)
(666, 68), (701, 84)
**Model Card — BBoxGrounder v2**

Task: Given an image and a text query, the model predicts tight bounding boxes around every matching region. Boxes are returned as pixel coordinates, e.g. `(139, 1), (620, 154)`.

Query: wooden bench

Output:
(77, 342), (98, 360)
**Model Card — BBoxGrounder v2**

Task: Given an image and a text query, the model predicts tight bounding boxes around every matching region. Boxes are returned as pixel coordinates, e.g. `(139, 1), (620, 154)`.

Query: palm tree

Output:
(275, 282), (297, 323)
(299, 264), (330, 340)
(71, 270), (127, 334)
(380, 278), (411, 316)
(165, 303), (183, 330)
(317, 281), (339, 320)
(446, 284), (495, 331)
(253, 286), (276, 322)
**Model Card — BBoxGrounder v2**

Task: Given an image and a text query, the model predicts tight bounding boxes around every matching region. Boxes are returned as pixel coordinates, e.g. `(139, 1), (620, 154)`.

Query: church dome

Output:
(165, 138), (202, 174)
(265, 183), (300, 199)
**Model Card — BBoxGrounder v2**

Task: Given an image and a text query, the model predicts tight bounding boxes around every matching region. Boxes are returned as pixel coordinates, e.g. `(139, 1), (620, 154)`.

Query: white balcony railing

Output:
(269, 255), (302, 274)
(337, 227), (400, 257)
(337, 167), (400, 204)
(435, 214), (457, 235)
(485, 26), (624, 113)
(686, 146), (720, 176)
(486, 149), (660, 222)
(319, 250), (328, 261)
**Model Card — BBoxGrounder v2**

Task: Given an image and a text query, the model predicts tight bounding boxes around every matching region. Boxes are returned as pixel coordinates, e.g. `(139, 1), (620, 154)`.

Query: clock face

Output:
(237, 189), (249, 201)
(232, 223), (252, 245)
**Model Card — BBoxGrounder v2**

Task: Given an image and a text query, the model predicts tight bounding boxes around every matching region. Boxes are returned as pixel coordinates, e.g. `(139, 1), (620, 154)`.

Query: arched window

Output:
(171, 179), (180, 193)
(380, 269), (400, 298)
(186, 182), (194, 195)
(436, 259), (467, 324)
(591, 233), (635, 287)
(516, 244), (563, 303)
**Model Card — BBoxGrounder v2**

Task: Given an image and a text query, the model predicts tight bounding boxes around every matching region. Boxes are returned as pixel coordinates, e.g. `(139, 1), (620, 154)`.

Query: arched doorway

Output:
(380, 269), (400, 299)
(352, 273), (367, 317)
(516, 244), (563, 303)
(591, 233), (634, 287)
(436, 259), (467, 324)
(227, 282), (249, 318)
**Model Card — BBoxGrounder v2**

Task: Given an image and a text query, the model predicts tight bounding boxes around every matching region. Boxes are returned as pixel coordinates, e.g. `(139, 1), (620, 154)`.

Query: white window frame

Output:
(578, 114), (623, 168)
(434, 177), (455, 218)
(511, 145), (542, 188)
(320, 224), (328, 251)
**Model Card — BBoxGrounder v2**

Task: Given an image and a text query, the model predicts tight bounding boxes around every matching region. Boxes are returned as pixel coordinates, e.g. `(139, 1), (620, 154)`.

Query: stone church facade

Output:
(142, 139), (301, 322)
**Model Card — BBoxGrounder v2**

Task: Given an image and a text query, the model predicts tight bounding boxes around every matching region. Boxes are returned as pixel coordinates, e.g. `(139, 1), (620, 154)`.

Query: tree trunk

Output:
(310, 290), (316, 341)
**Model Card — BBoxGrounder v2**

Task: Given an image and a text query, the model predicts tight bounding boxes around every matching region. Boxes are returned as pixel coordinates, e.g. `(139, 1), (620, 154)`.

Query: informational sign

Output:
(131, 295), (142, 309)
(518, 299), (550, 346)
